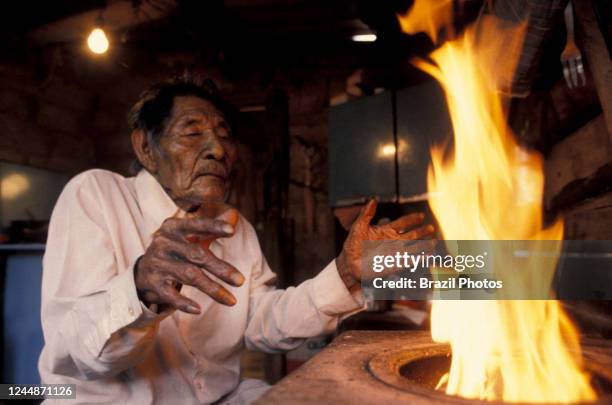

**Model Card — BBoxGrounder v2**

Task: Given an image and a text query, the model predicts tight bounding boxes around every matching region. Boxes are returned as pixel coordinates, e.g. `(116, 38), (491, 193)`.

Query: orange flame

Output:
(399, 1), (596, 402)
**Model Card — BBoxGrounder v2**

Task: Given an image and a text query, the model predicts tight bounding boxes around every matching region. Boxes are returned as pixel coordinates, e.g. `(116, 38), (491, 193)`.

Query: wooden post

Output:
(261, 88), (291, 384)
(574, 0), (612, 142)
(545, 115), (611, 211)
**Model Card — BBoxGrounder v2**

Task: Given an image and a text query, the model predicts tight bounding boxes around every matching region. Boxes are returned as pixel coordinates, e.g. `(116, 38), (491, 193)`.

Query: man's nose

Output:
(203, 135), (225, 160)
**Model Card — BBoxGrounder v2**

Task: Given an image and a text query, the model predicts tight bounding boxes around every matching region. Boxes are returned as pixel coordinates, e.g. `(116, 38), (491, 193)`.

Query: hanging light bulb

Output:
(87, 11), (109, 55)
(87, 27), (109, 54)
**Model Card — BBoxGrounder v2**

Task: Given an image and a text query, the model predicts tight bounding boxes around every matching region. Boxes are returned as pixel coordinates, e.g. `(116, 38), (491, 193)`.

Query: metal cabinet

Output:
(396, 81), (450, 201)
(328, 80), (451, 207)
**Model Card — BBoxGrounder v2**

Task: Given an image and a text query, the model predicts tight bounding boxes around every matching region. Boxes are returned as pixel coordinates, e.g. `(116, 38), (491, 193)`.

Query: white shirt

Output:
(39, 169), (361, 404)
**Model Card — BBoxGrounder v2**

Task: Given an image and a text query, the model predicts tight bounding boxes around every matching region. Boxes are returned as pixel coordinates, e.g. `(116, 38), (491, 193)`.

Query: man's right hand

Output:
(134, 217), (245, 314)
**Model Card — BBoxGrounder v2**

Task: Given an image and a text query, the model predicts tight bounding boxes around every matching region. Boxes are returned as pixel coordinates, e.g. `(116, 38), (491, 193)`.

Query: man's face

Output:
(152, 95), (238, 211)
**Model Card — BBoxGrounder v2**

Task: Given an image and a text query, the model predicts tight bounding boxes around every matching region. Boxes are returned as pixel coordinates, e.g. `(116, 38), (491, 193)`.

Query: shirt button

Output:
(196, 382), (203, 390)
(128, 307), (135, 316)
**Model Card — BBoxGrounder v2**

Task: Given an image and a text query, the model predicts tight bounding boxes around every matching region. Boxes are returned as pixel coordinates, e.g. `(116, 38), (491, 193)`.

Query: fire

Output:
(398, 1), (596, 402)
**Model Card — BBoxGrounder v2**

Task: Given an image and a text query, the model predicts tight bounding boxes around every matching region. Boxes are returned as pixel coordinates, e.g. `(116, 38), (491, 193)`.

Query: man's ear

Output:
(131, 129), (158, 173)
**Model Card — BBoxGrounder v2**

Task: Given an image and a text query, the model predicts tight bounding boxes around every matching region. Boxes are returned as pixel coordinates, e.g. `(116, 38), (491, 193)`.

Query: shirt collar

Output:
(134, 169), (183, 236)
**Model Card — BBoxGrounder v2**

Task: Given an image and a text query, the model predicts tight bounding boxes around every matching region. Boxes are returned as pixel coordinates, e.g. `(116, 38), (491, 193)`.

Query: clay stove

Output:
(256, 331), (612, 404)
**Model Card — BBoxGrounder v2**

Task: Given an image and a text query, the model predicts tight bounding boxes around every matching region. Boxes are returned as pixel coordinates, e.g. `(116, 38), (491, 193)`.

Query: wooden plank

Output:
(544, 115), (610, 210)
(563, 191), (612, 239)
(574, 0), (612, 142)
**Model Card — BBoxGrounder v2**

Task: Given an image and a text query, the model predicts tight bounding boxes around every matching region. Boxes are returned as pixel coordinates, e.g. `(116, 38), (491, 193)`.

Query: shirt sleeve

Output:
(243, 224), (363, 353)
(39, 174), (171, 381)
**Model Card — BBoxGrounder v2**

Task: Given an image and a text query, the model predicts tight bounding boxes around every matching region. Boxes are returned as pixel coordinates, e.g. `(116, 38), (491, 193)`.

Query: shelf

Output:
(0, 244), (46, 251)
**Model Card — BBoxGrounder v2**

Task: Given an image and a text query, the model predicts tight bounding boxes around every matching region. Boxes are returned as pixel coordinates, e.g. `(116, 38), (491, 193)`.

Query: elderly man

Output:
(39, 78), (434, 404)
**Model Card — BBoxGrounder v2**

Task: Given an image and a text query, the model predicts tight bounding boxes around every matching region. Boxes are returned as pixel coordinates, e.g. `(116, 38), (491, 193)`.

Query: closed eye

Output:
(216, 124), (233, 139)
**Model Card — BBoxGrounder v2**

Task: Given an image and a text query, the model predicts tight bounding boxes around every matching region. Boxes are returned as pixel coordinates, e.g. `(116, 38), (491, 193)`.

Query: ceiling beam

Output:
(28, 0), (177, 45)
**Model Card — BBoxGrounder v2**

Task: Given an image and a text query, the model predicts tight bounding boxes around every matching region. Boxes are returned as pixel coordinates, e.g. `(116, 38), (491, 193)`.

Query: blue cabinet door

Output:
(328, 92), (396, 206)
(397, 81), (451, 200)
(3, 252), (44, 384)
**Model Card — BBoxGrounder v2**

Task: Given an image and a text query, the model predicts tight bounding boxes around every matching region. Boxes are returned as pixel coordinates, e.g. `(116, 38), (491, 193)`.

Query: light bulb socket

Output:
(95, 9), (105, 27)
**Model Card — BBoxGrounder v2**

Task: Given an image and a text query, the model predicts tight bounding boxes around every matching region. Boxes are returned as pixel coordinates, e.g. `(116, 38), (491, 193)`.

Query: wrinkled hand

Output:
(134, 216), (244, 314)
(336, 199), (436, 291)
